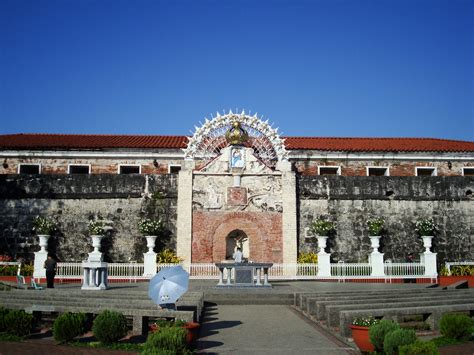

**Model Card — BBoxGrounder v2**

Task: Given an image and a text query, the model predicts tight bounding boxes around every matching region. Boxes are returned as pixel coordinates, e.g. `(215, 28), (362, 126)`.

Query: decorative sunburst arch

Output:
(183, 110), (288, 168)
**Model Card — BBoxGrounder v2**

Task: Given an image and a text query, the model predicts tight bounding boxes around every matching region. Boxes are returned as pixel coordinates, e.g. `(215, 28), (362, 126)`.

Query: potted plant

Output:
(174, 319), (200, 346)
(32, 216), (57, 252)
(88, 219), (111, 254)
(138, 218), (163, 253)
(415, 218), (436, 253)
(350, 315), (379, 352)
(367, 217), (384, 253)
(310, 218), (335, 254)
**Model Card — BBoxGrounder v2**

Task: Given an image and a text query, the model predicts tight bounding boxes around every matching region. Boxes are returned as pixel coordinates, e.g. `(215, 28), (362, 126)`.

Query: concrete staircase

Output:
(0, 287), (204, 335)
(293, 287), (474, 338)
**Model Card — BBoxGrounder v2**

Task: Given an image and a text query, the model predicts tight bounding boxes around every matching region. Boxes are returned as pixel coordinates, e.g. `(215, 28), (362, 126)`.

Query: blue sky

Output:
(1, 0), (472, 140)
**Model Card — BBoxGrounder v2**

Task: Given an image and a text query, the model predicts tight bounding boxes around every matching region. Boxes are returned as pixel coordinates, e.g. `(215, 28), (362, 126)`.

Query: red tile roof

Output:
(0, 134), (473, 153)
(284, 137), (474, 152)
(0, 134), (188, 149)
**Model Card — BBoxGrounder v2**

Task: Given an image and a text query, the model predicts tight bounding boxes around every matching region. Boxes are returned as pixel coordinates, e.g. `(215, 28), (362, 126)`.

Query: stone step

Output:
(306, 291), (474, 318)
(296, 288), (472, 309)
(338, 303), (474, 337)
(0, 291), (202, 303)
(202, 292), (294, 305)
(326, 298), (474, 328)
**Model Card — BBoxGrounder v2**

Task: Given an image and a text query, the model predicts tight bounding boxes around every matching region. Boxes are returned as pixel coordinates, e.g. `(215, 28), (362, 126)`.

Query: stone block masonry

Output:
(0, 174), (178, 262)
(298, 176), (474, 264)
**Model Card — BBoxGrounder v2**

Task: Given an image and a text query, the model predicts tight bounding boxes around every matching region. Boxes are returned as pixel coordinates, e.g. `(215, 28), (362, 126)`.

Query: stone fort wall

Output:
(0, 174), (178, 262)
(0, 174), (472, 265)
(298, 176), (474, 264)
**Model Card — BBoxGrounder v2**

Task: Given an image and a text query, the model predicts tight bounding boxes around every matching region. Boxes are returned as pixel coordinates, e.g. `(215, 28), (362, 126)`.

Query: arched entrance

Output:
(225, 229), (249, 261)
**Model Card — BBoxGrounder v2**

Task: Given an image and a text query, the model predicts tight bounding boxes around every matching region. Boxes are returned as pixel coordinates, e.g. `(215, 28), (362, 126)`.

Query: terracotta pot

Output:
(183, 322), (200, 345)
(350, 325), (375, 352)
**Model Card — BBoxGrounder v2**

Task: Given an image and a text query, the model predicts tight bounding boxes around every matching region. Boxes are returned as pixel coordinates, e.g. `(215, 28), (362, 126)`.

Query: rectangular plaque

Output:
(227, 187), (247, 206)
(235, 269), (253, 284)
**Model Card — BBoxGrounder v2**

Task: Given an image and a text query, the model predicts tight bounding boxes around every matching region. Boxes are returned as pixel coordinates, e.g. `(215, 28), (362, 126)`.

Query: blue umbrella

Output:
(148, 265), (189, 305)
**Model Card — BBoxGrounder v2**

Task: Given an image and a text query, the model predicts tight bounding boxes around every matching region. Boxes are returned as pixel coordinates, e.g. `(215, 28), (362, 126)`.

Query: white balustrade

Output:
(47, 261), (442, 283)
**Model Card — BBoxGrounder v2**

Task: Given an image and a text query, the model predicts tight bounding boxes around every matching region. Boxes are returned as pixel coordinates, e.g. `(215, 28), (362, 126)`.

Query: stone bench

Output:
(339, 303), (474, 337)
(309, 290), (474, 321)
(327, 296), (474, 328)
(3, 301), (194, 335)
(296, 288), (433, 310)
(0, 290), (204, 321)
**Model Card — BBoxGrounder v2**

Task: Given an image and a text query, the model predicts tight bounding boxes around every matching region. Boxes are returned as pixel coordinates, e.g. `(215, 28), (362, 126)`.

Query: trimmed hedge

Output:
(142, 326), (188, 354)
(399, 340), (440, 355)
(384, 328), (417, 355)
(92, 310), (128, 344)
(439, 313), (474, 341)
(53, 312), (86, 343)
(0, 307), (9, 332)
(369, 319), (400, 353)
(4, 310), (33, 336)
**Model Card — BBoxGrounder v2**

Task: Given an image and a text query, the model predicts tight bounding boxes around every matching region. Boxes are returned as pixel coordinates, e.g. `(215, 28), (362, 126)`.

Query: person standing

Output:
(44, 254), (57, 288)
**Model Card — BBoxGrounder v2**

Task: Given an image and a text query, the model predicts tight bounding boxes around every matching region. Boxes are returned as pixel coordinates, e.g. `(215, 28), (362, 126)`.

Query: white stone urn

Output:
(91, 235), (104, 253)
(422, 235), (434, 253)
(317, 236), (328, 254)
(369, 236), (381, 253)
(145, 235), (157, 253)
(38, 234), (50, 252)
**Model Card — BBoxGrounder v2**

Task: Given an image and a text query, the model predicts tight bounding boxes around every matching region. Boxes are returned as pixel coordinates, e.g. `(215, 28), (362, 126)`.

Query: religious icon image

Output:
(230, 147), (245, 168)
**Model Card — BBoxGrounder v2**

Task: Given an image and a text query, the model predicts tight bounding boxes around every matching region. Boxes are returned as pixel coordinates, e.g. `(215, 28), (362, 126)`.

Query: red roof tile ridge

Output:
(3, 133), (188, 138)
(284, 136), (474, 143)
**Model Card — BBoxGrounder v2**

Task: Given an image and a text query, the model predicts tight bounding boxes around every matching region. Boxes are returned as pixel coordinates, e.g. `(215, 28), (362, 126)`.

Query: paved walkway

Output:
(196, 305), (354, 354)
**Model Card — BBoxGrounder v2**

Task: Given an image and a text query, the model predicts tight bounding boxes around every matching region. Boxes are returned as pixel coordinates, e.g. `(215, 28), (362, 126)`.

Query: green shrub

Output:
(53, 312), (86, 343)
(156, 249), (183, 264)
(92, 310), (128, 344)
(142, 326), (187, 354)
(5, 310), (33, 336)
(384, 328), (417, 355)
(0, 307), (10, 331)
(439, 313), (474, 341)
(369, 319), (400, 352)
(399, 340), (440, 355)
(297, 252), (318, 263)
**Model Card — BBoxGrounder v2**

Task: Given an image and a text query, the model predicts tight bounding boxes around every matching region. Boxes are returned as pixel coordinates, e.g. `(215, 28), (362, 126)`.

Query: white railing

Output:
(108, 263), (145, 282)
(445, 261), (474, 274)
(384, 262), (425, 277)
(331, 263), (371, 277)
(57, 262), (83, 280)
(52, 262), (437, 282)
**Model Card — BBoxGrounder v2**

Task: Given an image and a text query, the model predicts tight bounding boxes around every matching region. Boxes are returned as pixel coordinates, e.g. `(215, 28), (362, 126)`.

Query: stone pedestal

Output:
(33, 235), (50, 279)
(81, 261), (108, 290)
(143, 252), (157, 277)
(421, 252), (438, 277)
(369, 252), (385, 277)
(317, 253), (331, 277)
(81, 234), (108, 290)
(215, 262), (273, 287)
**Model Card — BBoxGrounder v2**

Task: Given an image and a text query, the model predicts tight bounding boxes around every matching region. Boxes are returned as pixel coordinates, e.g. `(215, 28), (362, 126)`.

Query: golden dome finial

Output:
(225, 121), (249, 145)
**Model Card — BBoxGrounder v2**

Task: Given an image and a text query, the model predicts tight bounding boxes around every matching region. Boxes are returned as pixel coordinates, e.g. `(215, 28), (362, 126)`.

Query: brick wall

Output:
(192, 211), (283, 263)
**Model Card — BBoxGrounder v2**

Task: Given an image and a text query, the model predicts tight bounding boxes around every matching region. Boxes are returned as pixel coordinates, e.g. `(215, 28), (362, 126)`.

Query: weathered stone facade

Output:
(0, 174), (178, 262)
(1, 114), (473, 266)
(298, 176), (474, 265)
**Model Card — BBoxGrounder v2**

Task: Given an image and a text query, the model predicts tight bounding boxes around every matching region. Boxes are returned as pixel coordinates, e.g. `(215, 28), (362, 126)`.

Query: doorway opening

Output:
(225, 229), (249, 261)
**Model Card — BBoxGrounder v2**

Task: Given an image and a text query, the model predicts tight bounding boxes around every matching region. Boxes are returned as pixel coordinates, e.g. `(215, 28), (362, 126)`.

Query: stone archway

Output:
(191, 211), (283, 263)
